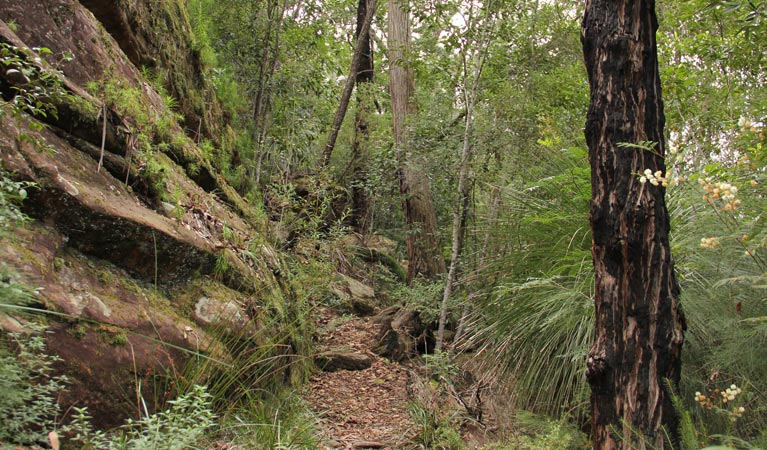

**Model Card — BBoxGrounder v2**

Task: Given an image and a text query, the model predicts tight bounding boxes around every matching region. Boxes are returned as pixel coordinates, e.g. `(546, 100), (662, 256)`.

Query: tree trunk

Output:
(435, 2), (497, 352)
(388, 0), (445, 284)
(349, 0), (375, 234)
(252, 0), (285, 187)
(435, 97), (474, 352)
(581, 1), (686, 449)
(320, 0), (377, 168)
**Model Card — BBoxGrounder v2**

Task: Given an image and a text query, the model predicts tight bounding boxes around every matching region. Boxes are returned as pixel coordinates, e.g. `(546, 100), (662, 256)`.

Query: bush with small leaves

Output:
(0, 331), (69, 446)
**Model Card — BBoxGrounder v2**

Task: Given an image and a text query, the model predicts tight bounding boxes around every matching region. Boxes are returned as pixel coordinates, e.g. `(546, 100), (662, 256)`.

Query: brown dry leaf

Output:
(308, 308), (415, 448)
(48, 431), (60, 450)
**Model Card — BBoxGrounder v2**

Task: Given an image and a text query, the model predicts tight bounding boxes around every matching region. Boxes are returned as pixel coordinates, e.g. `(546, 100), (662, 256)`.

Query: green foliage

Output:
(407, 401), (467, 450)
(0, 267), (38, 309)
(487, 412), (589, 450)
(669, 381), (767, 450)
(394, 278), (445, 325)
(287, 251), (335, 307)
(138, 150), (171, 199)
(0, 331), (68, 446)
(423, 351), (460, 382)
(180, 253), (316, 411)
(0, 172), (35, 228)
(266, 172), (349, 241)
(216, 390), (319, 450)
(187, 0), (349, 184)
(87, 77), (152, 131)
(68, 385), (216, 450)
(464, 143), (593, 422)
(470, 276), (593, 421)
(0, 42), (71, 120)
(661, 120), (767, 438)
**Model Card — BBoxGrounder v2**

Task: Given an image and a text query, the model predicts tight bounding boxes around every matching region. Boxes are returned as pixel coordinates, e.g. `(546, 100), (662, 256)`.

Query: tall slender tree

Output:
(581, 1), (686, 449)
(319, 0), (377, 168)
(388, 0), (446, 284)
(253, 0), (286, 186)
(349, 0), (376, 234)
(436, 0), (496, 352)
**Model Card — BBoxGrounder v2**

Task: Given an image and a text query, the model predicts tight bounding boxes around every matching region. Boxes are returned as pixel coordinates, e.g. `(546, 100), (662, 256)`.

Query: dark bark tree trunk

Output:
(388, 0), (446, 284)
(581, 1), (686, 449)
(349, 0), (375, 234)
(320, 0), (377, 168)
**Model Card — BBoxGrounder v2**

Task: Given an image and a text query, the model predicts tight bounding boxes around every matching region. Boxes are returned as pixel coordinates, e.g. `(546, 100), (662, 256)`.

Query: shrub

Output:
(0, 331), (68, 446)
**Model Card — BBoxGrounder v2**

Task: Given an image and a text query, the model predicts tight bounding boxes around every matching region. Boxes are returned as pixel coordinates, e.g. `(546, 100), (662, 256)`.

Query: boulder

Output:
(343, 274), (375, 300)
(373, 307), (434, 361)
(331, 274), (377, 316)
(314, 351), (373, 372)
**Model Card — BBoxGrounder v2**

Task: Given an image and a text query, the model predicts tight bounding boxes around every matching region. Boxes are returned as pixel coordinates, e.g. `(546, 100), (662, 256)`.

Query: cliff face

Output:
(0, 0), (293, 428)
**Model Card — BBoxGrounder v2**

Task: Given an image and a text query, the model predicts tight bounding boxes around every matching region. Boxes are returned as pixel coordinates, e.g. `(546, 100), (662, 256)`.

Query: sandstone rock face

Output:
(2, 224), (215, 429)
(0, 0), (294, 429)
(0, 116), (219, 284)
(78, 0), (229, 145)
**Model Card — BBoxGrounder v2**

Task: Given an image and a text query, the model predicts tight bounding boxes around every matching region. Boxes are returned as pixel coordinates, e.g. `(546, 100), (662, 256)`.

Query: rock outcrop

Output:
(0, 0), (297, 429)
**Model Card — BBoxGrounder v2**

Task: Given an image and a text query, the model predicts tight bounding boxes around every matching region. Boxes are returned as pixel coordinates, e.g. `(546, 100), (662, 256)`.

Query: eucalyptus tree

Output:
(349, 0), (377, 233)
(319, 0), (377, 169)
(434, 0), (499, 352)
(389, 0), (446, 283)
(582, 1), (685, 448)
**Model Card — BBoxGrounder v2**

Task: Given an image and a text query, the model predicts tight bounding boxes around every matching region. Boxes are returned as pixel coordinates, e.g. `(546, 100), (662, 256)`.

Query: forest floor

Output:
(308, 307), (417, 449)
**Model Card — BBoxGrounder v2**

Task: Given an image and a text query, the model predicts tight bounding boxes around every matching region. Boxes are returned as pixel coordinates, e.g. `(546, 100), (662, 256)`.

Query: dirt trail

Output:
(308, 308), (416, 449)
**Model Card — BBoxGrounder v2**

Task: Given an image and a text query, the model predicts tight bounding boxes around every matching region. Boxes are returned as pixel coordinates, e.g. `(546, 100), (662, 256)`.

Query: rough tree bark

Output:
(581, 1), (686, 449)
(319, 0), (377, 168)
(349, 0), (375, 234)
(388, 0), (446, 284)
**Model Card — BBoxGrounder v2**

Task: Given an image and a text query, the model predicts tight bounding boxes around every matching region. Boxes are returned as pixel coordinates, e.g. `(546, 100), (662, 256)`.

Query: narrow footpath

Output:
(308, 308), (416, 449)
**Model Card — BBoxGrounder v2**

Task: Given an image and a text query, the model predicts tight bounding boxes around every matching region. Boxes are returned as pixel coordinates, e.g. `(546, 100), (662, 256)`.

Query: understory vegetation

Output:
(2, 0), (767, 448)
